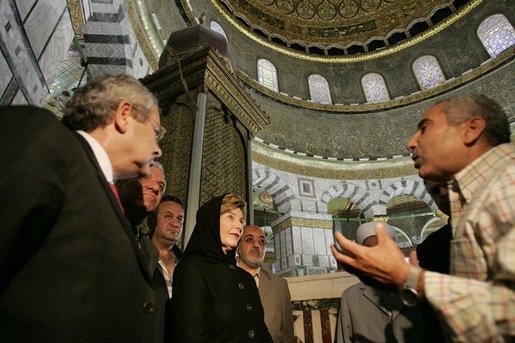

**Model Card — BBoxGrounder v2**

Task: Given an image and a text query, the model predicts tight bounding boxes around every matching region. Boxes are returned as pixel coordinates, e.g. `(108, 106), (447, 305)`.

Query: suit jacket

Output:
(259, 269), (295, 343)
(336, 282), (443, 343)
(0, 106), (160, 342)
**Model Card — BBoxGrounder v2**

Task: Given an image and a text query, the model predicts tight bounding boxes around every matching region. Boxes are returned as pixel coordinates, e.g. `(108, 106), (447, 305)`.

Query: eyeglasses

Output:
(131, 104), (166, 142)
(243, 236), (267, 247)
(149, 117), (166, 142)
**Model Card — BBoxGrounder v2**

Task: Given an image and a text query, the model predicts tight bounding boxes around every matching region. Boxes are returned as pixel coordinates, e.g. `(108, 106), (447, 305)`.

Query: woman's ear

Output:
(113, 100), (132, 134)
(463, 116), (486, 145)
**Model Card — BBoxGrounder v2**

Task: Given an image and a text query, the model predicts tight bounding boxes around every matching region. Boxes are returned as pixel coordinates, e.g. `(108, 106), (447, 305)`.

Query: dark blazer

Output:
(258, 269), (295, 343)
(0, 106), (160, 342)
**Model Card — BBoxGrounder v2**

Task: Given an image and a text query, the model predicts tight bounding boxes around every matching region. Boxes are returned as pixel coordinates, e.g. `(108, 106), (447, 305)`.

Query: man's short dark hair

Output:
(159, 195), (184, 209)
(147, 195), (184, 236)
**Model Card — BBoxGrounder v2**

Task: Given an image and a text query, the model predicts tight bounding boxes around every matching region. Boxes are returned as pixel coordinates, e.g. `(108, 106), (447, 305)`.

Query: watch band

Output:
(401, 266), (422, 307)
(405, 266), (422, 290)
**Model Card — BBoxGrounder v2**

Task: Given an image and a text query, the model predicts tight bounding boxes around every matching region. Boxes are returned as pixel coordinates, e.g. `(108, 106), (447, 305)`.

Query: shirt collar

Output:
(77, 130), (114, 183)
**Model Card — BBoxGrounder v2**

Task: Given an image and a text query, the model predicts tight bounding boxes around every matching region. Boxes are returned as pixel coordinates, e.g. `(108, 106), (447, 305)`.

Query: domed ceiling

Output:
(216, 0), (470, 54)
(129, 0), (513, 170)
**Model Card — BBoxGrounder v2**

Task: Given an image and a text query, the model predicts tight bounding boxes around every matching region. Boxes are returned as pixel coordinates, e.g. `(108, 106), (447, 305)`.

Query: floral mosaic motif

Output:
(412, 55), (446, 90)
(477, 14), (515, 58)
(257, 58), (279, 91)
(361, 73), (390, 103)
(308, 74), (332, 104)
(209, 20), (228, 39)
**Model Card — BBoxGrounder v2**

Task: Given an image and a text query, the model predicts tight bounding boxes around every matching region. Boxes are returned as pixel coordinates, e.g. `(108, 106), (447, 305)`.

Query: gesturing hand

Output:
(331, 224), (411, 288)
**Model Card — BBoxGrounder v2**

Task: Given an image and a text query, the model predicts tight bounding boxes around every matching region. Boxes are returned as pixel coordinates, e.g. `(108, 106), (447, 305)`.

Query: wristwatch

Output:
(401, 266), (422, 307)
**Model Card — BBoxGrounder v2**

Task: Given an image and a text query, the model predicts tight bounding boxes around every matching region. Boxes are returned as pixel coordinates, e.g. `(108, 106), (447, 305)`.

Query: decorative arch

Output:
(257, 59), (279, 91)
(378, 180), (436, 209)
(320, 182), (376, 217)
(477, 14), (515, 58)
(361, 73), (390, 103)
(308, 74), (332, 104)
(412, 55), (446, 90)
(252, 167), (300, 213)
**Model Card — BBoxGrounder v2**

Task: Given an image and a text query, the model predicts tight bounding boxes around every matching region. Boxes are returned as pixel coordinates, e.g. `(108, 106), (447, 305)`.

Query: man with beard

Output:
(237, 225), (296, 343)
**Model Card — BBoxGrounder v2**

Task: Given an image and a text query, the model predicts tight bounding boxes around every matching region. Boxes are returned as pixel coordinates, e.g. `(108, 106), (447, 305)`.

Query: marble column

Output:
(272, 211), (338, 277)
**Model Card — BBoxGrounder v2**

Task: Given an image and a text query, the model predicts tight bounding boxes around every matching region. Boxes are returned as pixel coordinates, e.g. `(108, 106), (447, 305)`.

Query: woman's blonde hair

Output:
(221, 193), (247, 220)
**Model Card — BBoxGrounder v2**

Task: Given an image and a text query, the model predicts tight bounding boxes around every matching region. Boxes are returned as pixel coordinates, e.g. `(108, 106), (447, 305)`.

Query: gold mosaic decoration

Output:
(209, 0), (483, 62)
(221, 0), (450, 45)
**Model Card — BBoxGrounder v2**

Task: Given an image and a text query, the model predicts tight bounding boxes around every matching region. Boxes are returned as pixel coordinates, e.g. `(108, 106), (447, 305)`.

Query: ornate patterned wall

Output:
(200, 96), (248, 204)
(160, 96), (196, 205)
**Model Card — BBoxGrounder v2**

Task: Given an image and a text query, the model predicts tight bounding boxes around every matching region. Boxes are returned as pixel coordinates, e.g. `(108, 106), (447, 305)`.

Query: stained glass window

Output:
(412, 56), (446, 90)
(209, 21), (227, 40)
(257, 59), (279, 91)
(361, 73), (390, 103)
(478, 14), (515, 58)
(308, 74), (332, 104)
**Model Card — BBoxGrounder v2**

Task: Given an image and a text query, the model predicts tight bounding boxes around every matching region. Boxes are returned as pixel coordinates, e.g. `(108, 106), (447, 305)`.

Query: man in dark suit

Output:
(237, 225), (296, 343)
(0, 74), (165, 342)
(117, 161), (169, 343)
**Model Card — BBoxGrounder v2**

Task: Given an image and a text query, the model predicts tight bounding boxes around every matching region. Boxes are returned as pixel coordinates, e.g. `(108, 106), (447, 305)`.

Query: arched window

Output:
(477, 14), (515, 58)
(209, 21), (227, 41)
(308, 74), (332, 104)
(257, 59), (279, 91)
(361, 73), (390, 103)
(412, 56), (446, 90)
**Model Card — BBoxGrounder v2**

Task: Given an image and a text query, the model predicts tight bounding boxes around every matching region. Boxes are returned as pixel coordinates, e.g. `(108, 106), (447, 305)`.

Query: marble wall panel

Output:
(292, 226), (302, 254)
(85, 42), (126, 58)
(324, 229), (334, 248)
(83, 21), (123, 35)
(11, 89), (28, 105)
(0, 0), (47, 104)
(15, 0), (37, 21)
(280, 229), (287, 260)
(287, 255), (295, 268)
(274, 235), (281, 260)
(318, 255), (329, 267)
(24, 0), (67, 58)
(0, 51), (13, 96)
(38, 9), (74, 85)
(301, 199), (317, 212)
(301, 227), (314, 255)
(285, 227), (293, 256)
(82, 0), (92, 20)
(302, 254), (313, 266)
(313, 228), (327, 255)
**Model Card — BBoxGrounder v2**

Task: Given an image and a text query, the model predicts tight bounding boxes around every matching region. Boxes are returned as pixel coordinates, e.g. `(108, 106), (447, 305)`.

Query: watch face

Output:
(401, 287), (419, 307)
